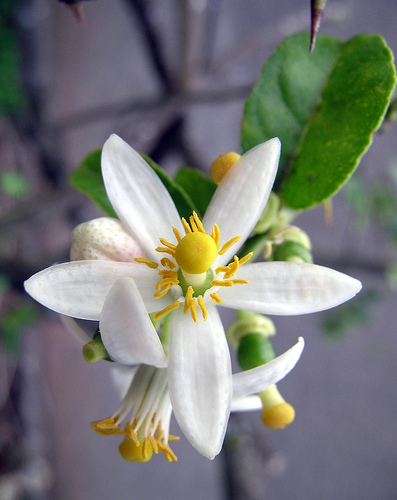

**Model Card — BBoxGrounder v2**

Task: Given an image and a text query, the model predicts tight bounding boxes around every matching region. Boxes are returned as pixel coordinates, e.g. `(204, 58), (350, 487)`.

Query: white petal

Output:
(230, 395), (262, 412)
(110, 365), (138, 399)
(102, 135), (183, 260)
(203, 139), (280, 265)
(233, 337), (304, 398)
(100, 277), (167, 367)
(219, 262), (362, 315)
(168, 305), (232, 460)
(24, 260), (170, 320)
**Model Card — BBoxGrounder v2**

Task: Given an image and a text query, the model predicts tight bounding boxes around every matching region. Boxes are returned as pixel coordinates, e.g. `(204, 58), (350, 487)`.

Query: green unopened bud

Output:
(82, 336), (109, 363)
(227, 311), (276, 349)
(273, 241), (313, 264)
(254, 192), (280, 234)
(279, 226), (311, 251)
(237, 333), (276, 371)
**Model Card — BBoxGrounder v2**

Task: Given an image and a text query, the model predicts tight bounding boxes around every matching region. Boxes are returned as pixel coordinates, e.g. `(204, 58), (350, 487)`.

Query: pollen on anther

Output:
(219, 236), (241, 255)
(154, 300), (180, 320)
(211, 224), (220, 250)
(192, 212), (206, 233)
(197, 297), (207, 320)
(134, 258), (158, 269)
(160, 257), (176, 269)
(172, 227), (182, 242)
(210, 292), (223, 304)
(182, 218), (192, 234)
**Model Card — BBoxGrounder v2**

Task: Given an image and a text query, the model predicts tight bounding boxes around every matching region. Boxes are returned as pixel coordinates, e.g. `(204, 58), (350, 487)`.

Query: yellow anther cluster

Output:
(92, 416), (179, 463)
(210, 151), (241, 185)
(215, 252), (253, 279)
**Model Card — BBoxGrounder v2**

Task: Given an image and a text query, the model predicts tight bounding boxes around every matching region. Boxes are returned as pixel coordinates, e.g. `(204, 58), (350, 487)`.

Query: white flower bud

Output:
(70, 217), (144, 262)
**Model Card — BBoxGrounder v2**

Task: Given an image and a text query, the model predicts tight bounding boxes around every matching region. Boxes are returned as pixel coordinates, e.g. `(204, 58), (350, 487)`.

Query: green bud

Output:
(237, 334), (275, 371)
(82, 336), (110, 363)
(280, 226), (311, 251)
(273, 241), (313, 264)
(254, 192), (280, 234)
(227, 311), (276, 348)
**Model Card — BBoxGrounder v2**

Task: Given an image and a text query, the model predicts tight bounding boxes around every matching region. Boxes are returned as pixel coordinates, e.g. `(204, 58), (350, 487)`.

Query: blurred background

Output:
(1, 1), (397, 499)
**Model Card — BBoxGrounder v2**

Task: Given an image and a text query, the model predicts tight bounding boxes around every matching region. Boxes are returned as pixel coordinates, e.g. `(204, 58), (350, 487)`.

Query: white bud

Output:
(70, 217), (144, 262)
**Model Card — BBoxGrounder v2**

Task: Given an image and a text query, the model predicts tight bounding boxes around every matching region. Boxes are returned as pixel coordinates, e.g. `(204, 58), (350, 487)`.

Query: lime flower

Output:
(61, 314), (305, 462)
(25, 134), (361, 458)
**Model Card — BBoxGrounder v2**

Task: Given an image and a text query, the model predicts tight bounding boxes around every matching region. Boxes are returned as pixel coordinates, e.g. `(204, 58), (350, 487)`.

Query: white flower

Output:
(61, 315), (304, 462)
(25, 134), (361, 459)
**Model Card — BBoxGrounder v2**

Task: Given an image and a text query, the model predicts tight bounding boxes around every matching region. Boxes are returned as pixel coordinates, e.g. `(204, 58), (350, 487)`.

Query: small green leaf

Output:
(241, 33), (396, 209)
(142, 155), (197, 220)
(70, 149), (117, 217)
(174, 167), (216, 217)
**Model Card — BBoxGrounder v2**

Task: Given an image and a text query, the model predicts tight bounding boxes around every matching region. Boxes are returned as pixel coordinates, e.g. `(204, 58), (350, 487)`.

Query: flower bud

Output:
(70, 217), (144, 262)
(254, 192), (280, 234)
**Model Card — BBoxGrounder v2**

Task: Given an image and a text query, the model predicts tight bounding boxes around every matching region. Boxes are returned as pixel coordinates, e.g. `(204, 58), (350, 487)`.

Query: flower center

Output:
(134, 211), (253, 323)
(175, 232), (217, 274)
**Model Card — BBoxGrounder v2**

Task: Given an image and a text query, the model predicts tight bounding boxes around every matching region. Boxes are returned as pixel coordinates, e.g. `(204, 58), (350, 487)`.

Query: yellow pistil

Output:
(210, 151), (241, 185)
(175, 232), (218, 274)
(119, 435), (153, 463)
(134, 257), (158, 269)
(260, 384), (295, 429)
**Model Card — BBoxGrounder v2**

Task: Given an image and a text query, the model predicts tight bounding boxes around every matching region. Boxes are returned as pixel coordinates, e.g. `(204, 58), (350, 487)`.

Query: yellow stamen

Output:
(154, 300), (180, 321)
(148, 435), (159, 454)
(155, 246), (175, 256)
(219, 236), (241, 255)
(211, 279), (234, 287)
(211, 224), (220, 250)
(183, 286), (194, 314)
(239, 252), (253, 266)
(160, 257), (176, 269)
(158, 269), (178, 279)
(159, 238), (176, 251)
(91, 417), (123, 435)
(192, 211), (206, 233)
(197, 297), (208, 320)
(210, 292), (223, 304)
(134, 258), (158, 269)
(155, 277), (179, 291)
(182, 218), (192, 234)
(125, 421), (140, 446)
(172, 227), (182, 242)
(189, 214), (199, 232)
(154, 284), (174, 299)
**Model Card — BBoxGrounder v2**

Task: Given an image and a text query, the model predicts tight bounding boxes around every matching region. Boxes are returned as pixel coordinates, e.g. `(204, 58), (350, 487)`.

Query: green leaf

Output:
(141, 155), (197, 220)
(70, 149), (197, 220)
(241, 33), (396, 209)
(174, 167), (217, 216)
(70, 149), (117, 217)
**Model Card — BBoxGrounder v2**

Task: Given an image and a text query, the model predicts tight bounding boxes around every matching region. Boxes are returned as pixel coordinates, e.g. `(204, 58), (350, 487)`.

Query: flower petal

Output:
(100, 277), (167, 367)
(168, 305), (232, 459)
(24, 260), (170, 320)
(203, 139), (280, 265)
(230, 395), (262, 412)
(233, 337), (304, 398)
(219, 262), (362, 314)
(102, 135), (183, 260)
